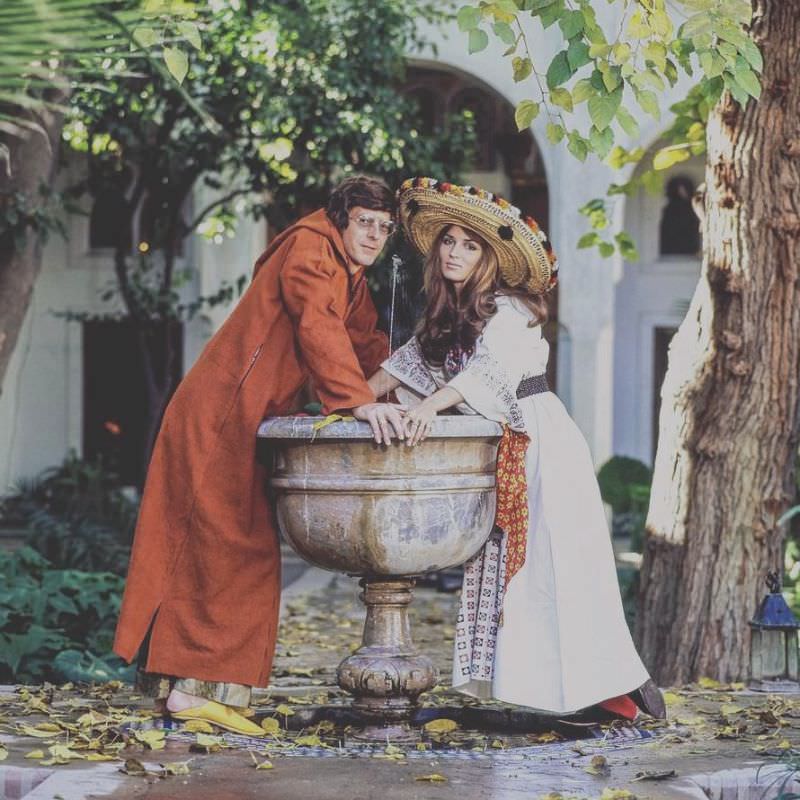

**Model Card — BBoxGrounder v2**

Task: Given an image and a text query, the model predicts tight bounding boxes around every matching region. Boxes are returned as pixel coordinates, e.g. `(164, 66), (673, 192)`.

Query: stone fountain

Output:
(258, 415), (502, 740)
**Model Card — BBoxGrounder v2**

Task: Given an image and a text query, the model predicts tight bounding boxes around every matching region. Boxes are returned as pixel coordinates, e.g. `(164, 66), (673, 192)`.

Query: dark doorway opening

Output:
(83, 320), (183, 485)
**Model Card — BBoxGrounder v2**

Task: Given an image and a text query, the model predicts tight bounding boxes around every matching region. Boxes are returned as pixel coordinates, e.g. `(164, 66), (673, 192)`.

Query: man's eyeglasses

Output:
(349, 213), (396, 237)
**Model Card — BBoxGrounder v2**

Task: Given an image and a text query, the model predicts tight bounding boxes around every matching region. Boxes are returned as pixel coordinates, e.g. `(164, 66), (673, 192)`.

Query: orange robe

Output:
(113, 209), (388, 687)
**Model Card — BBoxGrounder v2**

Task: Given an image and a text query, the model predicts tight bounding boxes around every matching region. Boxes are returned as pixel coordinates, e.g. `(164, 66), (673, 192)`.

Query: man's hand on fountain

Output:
(353, 403), (407, 445)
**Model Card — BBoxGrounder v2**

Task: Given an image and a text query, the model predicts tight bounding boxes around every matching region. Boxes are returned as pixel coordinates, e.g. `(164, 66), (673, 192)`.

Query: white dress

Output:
(382, 296), (650, 714)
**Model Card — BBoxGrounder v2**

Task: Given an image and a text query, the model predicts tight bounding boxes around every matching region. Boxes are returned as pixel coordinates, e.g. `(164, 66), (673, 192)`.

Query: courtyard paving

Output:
(2, 566), (800, 800)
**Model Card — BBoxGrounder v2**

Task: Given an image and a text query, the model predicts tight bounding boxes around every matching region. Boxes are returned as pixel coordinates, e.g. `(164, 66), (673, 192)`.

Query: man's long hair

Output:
(417, 225), (549, 367)
(326, 175), (394, 230)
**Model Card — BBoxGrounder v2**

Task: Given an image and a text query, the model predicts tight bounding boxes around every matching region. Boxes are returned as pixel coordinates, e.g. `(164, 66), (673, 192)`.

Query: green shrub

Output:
(1, 452), (137, 574)
(597, 456), (652, 514)
(0, 547), (132, 684)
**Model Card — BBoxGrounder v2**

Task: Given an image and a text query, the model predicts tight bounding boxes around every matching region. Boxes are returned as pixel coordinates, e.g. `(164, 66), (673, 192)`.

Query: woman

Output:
(368, 177), (664, 719)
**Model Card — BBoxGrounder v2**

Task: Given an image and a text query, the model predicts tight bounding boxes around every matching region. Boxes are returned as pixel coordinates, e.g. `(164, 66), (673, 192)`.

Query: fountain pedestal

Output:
(337, 578), (437, 741)
(258, 415), (502, 740)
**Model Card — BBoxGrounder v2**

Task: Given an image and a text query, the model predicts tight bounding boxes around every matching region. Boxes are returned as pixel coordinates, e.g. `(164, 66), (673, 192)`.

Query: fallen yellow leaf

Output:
(275, 704), (295, 716)
(161, 761), (191, 775)
(195, 733), (224, 748)
(415, 773), (448, 783)
(663, 691), (682, 706)
(600, 790), (636, 800)
(261, 718), (281, 735)
(182, 719), (215, 734)
(720, 703), (744, 716)
(86, 753), (117, 762)
(25, 750), (45, 759)
(0, 745), (7, 761)
(255, 760), (274, 770)
(133, 730), (166, 751)
(19, 724), (59, 739)
(294, 734), (322, 747)
(698, 677), (722, 690)
(423, 718), (459, 734)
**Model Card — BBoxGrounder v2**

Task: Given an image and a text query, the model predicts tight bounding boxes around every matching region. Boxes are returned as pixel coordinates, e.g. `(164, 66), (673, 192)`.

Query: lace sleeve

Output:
(446, 300), (532, 431)
(448, 349), (525, 431)
(381, 337), (437, 397)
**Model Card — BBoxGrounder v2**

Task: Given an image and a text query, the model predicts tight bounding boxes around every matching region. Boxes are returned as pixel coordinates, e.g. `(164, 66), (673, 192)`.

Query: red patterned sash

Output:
(495, 426), (530, 600)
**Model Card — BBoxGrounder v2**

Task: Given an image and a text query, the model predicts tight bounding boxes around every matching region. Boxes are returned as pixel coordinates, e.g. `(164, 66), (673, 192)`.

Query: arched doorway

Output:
(402, 65), (558, 389)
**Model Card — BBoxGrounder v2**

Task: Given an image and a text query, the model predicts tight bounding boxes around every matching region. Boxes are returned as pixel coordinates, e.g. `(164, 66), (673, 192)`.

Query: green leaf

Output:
(567, 130), (588, 162)
(716, 20), (750, 51)
(573, 78), (595, 104)
(588, 87), (622, 131)
(163, 46), (188, 84)
(734, 58), (761, 98)
(546, 51), (572, 89)
(598, 241), (615, 257)
(616, 106), (640, 138)
(612, 43), (631, 64)
(589, 125), (614, 159)
(723, 70), (749, 106)
(664, 59), (679, 86)
(577, 232), (600, 248)
(549, 87), (573, 112)
(539, 0), (565, 28)
(634, 88), (661, 120)
(682, 12), (713, 40)
(588, 43), (611, 58)
(720, 0), (753, 23)
(653, 145), (691, 170)
(601, 65), (621, 92)
(739, 37), (763, 72)
(457, 6), (481, 31)
(558, 10), (584, 39)
(492, 20), (516, 45)
(132, 26), (159, 48)
(514, 99), (540, 130)
(643, 41), (667, 71)
(468, 28), (489, 54)
(567, 39), (591, 70)
(546, 122), (565, 143)
(627, 10), (650, 39)
(177, 21), (201, 51)
(615, 232), (639, 261)
(495, 0), (519, 13)
(651, 9), (674, 38)
(512, 56), (533, 82)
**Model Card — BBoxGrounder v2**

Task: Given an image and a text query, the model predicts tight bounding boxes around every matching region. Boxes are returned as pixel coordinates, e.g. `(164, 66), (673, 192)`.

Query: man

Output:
(113, 176), (405, 735)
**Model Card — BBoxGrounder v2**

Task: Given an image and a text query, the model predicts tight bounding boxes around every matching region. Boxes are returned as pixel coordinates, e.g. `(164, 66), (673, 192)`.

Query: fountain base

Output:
(336, 578), (438, 741)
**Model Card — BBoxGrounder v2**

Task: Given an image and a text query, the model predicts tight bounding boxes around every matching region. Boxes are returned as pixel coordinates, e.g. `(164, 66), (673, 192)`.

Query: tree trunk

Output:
(636, 0), (800, 684)
(0, 98), (67, 396)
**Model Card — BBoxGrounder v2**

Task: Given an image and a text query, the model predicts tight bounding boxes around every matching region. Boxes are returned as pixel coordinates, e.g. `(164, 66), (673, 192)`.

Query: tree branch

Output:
(185, 186), (253, 235)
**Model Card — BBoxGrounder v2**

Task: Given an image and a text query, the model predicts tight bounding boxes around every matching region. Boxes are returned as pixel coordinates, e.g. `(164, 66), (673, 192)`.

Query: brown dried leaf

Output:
(632, 769), (677, 782)
(120, 757), (149, 776)
(585, 755), (610, 776)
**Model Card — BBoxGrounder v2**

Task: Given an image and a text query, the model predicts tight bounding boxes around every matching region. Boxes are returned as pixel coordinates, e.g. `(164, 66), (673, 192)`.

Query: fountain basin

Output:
(258, 415), (503, 576)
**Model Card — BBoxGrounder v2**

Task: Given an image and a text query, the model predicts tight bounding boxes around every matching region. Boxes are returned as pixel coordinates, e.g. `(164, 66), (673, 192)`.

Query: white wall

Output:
(614, 156), (704, 464)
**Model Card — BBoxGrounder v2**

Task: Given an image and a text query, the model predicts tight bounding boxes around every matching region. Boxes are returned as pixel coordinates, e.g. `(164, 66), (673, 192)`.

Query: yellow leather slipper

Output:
(172, 700), (265, 736)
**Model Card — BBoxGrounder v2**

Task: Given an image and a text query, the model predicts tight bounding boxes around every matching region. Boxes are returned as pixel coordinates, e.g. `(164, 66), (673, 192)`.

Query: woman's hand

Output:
(404, 402), (438, 446)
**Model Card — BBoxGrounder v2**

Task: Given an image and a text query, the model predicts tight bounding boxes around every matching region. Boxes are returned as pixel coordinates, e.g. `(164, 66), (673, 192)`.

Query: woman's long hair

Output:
(417, 225), (549, 367)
